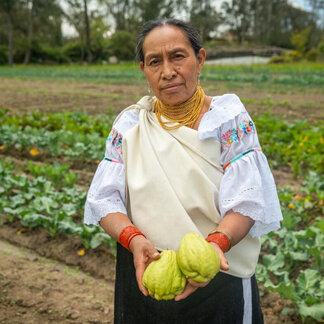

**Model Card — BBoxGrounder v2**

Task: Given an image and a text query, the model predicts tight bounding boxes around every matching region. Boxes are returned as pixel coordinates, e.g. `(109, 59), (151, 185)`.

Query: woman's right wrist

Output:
(119, 225), (146, 252)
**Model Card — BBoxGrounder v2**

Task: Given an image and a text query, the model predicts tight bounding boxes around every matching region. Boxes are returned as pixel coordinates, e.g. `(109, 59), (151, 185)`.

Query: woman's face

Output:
(140, 25), (206, 106)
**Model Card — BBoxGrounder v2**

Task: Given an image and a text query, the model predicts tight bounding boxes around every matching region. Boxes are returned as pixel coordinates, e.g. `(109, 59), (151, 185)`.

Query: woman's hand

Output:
(209, 241), (229, 271)
(129, 235), (160, 296)
(174, 242), (229, 301)
(174, 278), (209, 301)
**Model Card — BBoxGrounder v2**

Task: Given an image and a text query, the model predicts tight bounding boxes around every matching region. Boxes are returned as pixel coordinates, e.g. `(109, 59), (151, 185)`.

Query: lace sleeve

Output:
(217, 104), (282, 237)
(219, 151), (283, 237)
(84, 137), (127, 226)
(84, 110), (139, 226)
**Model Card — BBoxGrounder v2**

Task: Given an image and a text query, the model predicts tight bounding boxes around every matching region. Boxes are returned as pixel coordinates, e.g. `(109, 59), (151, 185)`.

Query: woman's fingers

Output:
(134, 259), (148, 296)
(217, 249), (229, 271)
(209, 242), (229, 271)
(133, 239), (160, 297)
(149, 248), (160, 260)
(187, 278), (210, 288)
(174, 282), (198, 301)
(220, 257), (229, 271)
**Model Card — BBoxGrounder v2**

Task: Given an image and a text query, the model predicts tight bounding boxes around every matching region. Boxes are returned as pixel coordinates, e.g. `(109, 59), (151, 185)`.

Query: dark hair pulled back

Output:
(136, 19), (202, 62)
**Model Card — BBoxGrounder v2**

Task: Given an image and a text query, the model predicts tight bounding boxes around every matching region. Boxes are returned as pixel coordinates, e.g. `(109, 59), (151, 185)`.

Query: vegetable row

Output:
(0, 160), (115, 253)
(1, 110), (323, 176)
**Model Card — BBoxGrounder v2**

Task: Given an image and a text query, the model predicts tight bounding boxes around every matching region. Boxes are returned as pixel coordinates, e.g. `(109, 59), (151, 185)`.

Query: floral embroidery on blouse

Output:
(222, 120), (255, 148)
(107, 128), (123, 153)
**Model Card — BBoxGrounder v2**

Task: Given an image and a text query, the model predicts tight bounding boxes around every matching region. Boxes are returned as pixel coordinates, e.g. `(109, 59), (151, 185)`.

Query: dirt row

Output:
(0, 220), (115, 324)
(0, 154), (96, 190)
(0, 243), (114, 324)
(1, 78), (324, 121)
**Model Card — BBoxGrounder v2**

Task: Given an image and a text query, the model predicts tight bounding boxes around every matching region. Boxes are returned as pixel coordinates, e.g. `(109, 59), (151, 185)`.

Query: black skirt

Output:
(114, 243), (264, 324)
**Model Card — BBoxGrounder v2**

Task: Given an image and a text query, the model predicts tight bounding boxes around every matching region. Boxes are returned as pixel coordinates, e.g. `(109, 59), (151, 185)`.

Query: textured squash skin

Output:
(142, 250), (186, 300)
(177, 232), (220, 282)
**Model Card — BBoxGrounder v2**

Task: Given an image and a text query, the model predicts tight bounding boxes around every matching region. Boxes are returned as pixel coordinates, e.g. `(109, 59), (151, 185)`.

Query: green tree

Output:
(101, 0), (136, 31)
(0, 0), (18, 65)
(243, 0), (316, 47)
(22, 0), (63, 64)
(83, 0), (92, 62)
(221, 0), (255, 44)
(307, 0), (324, 24)
(291, 26), (312, 55)
(268, 1), (315, 48)
(107, 30), (136, 60)
(90, 16), (110, 61)
(190, 0), (220, 43)
(64, 0), (94, 62)
(100, 0), (185, 36)
(136, 0), (175, 22)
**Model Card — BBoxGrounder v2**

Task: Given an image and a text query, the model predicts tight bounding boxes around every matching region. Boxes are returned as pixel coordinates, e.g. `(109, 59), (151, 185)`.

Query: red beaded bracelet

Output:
(206, 230), (232, 253)
(119, 225), (146, 252)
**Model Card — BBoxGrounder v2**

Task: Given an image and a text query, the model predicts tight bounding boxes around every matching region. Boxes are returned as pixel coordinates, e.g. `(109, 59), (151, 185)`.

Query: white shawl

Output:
(122, 96), (260, 278)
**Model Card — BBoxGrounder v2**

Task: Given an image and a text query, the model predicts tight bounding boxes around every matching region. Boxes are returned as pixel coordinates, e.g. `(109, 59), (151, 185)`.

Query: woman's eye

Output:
(174, 54), (184, 59)
(149, 59), (159, 66)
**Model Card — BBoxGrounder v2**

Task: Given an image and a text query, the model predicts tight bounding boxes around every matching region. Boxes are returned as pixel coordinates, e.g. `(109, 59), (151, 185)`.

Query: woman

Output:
(85, 19), (282, 324)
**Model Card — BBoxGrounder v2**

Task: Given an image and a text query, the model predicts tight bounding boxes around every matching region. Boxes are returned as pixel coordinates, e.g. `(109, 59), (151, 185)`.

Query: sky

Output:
(60, 0), (311, 37)
(291, 0), (310, 9)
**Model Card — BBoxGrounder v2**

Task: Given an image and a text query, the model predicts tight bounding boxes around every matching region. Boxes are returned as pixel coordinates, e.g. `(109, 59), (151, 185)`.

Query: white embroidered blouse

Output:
(84, 94), (283, 237)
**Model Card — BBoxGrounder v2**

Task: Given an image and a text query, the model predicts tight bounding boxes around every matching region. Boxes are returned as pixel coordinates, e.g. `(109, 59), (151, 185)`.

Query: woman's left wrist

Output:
(206, 230), (232, 253)
(128, 234), (147, 253)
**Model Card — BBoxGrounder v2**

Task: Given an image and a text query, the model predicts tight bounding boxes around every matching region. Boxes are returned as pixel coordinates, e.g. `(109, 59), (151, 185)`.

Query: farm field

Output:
(0, 64), (323, 324)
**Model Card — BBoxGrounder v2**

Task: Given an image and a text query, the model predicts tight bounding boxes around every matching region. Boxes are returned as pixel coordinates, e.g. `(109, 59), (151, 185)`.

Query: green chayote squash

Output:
(142, 250), (186, 300)
(177, 232), (220, 282)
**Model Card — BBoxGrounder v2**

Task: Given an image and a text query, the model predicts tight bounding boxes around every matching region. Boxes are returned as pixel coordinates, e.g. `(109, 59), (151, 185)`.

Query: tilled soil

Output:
(1, 78), (323, 121)
(0, 238), (114, 324)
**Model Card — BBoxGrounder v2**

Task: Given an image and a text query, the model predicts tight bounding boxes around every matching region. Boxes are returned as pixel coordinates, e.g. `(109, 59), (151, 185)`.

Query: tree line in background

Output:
(0, 0), (323, 65)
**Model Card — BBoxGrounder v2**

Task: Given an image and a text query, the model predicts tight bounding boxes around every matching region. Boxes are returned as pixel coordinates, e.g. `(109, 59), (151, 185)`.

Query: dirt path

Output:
(0, 238), (114, 324)
(1, 78), (323, 121)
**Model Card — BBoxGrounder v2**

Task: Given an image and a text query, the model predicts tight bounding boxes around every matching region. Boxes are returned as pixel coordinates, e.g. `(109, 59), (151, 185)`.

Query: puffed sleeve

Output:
(200, 94), (283, 237)
(84, 109), (139, 225)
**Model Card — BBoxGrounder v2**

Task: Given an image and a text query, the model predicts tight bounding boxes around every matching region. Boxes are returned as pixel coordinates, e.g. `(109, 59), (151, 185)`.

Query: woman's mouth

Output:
(161, 83), (183, 91)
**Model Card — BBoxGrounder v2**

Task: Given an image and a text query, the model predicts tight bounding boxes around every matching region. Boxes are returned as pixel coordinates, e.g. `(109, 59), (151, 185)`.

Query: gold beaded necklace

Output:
(154, 85), (205, 130)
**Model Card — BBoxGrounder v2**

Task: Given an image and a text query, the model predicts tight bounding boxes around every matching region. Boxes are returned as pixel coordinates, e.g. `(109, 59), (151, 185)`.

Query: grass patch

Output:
(1, 63), (323, 89)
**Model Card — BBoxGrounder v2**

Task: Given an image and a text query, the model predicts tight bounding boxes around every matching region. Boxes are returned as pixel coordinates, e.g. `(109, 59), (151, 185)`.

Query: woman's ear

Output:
(140, 61), (144, 72)
(197, 48), (206, 73)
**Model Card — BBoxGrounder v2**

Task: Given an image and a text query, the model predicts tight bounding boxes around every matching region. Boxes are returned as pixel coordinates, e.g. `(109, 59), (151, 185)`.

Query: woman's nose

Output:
(161, 61), (176, 79)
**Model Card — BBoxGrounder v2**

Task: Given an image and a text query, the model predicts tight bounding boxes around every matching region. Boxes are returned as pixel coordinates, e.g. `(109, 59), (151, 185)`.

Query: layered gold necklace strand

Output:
(154, 85), (205, 130)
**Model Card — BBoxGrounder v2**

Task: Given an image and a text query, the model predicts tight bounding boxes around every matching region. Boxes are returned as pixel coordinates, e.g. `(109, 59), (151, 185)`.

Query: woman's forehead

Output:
(142, 25), (192, 57)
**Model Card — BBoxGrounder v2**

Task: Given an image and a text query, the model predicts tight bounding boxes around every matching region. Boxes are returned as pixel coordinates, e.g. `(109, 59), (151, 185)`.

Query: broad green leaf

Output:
(296, 269), (321, 295)
(255, 264), (269, 282)
(265, 281), (297, 302)
(3, 207), (20, 215)
(288, 251), (308, 261)
(304, 295), (322, 306)
(297, 301), (324, 321)
(315, 218), (324, 232)
(281, 307), (295, 315)
(262, 252), (285, 272)
(10, 195), (26, 207)
(272, 271), (290, 284)
(90, 236), (102, 249)
(59, 219), (80, 236)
